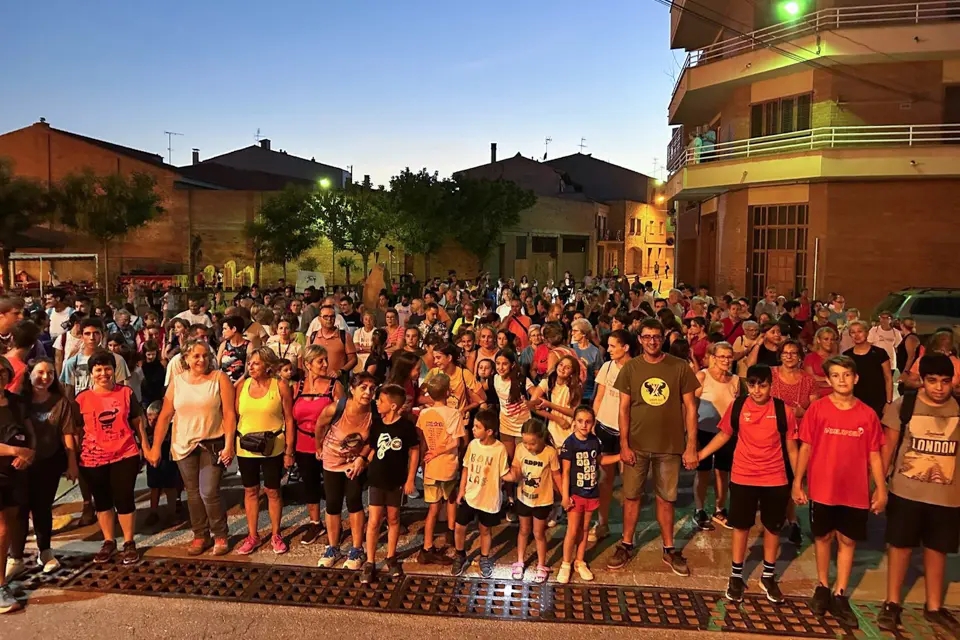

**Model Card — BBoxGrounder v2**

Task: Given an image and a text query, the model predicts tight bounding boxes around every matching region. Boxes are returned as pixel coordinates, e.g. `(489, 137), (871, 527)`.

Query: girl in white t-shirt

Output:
(493, 350), (533, 519)
(511, 418), (560, 583)
(530, 355), (582, 448)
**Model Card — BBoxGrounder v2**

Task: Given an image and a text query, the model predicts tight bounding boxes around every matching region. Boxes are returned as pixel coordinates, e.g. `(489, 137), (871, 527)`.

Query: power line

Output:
(656, 0), (938, 104)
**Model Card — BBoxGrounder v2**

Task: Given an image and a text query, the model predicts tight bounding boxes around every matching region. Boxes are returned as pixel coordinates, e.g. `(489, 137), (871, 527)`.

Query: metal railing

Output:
(671, 1), (960, 98)
(669, 123), (960, 172)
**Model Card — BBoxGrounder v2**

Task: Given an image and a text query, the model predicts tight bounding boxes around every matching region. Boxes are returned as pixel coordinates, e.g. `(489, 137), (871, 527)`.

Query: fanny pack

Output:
(199, 435), (227, 466)
(238, 429), (283, 455)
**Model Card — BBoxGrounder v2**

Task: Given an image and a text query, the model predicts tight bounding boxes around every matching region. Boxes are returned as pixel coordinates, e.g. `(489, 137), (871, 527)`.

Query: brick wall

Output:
(716, 190), (749, 294)
(821, 179), (960, 310)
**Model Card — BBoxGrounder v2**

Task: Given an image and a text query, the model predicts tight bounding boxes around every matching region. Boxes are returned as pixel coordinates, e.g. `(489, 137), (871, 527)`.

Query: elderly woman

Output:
(733, 320), (760, 377)
(519, 324), (549, 385)
(148, 339), (237, 556)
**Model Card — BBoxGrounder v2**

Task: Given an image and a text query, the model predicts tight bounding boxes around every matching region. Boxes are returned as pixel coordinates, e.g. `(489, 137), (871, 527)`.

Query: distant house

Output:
(192, 139), (350, 188)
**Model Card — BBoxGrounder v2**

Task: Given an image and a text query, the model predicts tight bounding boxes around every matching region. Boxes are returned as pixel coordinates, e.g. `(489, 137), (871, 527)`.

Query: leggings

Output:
(295, 452), (325, 505)
(323, 469), (365, 515)
(10, 450), (67, 558)
(80, 456), (140, 515)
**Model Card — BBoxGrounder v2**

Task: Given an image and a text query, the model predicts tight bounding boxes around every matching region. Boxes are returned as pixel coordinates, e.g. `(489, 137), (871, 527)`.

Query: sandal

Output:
(511, 561), (525, 580)
(533, 565), (550, 584)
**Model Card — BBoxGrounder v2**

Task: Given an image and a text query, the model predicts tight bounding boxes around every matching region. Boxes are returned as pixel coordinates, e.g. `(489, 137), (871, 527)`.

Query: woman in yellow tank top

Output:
(234, 347), (295, 556)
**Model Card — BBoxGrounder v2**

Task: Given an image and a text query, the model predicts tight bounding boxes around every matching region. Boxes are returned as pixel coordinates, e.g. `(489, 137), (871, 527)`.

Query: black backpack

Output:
(887, 391), (918, 480)
(729, 396), (791, 476)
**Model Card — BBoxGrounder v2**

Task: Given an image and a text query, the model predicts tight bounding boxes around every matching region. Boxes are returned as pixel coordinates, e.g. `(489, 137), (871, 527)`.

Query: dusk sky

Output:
(1, 1), (678, 185)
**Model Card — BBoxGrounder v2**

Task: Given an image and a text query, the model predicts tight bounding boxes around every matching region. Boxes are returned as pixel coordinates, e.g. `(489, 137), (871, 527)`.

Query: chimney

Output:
(491, 142), (497, 163)
(363, 174), (371, 188)
(191, 148), (200, 165)
(260, 138), (271, 151)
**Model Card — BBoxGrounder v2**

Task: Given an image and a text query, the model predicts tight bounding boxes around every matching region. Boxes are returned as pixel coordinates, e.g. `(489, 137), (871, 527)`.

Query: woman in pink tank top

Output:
(292, 345), (343, 545)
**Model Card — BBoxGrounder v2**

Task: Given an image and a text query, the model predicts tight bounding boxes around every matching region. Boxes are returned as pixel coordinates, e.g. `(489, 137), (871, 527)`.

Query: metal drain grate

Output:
(250, 567), (400, 608)
(10, 553), (91, 597)
(700, 593), (847, 637)
(397, 576), (542, 620)
(50, 555), (956, 637)
(546, 584), (704, 628)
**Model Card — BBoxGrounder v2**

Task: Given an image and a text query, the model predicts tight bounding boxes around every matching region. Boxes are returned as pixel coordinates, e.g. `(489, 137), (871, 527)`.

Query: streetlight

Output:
(318, 177), (331, 189)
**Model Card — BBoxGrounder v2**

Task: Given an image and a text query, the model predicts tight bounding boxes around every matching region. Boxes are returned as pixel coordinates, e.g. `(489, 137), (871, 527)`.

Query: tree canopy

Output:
(252, 184), (321, 281)
(0, 159), (53, 289)
(449, 176), (536, 272)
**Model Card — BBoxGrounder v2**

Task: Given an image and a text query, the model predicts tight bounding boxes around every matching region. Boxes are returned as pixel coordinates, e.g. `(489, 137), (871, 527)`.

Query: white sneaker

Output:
(574, 561), (594, 581)
(5, 558), (26, 581)
(39, 549), (60, 574)
(557, 562), (572, 584)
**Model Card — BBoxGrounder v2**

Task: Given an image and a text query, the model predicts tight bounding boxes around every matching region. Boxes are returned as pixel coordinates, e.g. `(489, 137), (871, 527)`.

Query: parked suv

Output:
(873, 288), (960, 338)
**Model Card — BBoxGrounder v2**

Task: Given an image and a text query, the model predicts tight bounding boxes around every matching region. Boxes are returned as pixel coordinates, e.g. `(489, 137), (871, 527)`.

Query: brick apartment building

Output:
(0, 121), (357, 288)
(664, 0), (960, 310)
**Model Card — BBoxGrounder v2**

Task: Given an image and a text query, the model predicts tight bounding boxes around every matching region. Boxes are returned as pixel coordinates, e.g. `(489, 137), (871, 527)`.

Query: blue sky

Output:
(1, 0), (679, 184)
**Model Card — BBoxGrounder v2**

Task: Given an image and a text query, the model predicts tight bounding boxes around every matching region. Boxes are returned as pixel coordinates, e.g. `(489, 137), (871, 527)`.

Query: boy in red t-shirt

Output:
(793, 355), (886, 629)
(698, 364), (798, 605)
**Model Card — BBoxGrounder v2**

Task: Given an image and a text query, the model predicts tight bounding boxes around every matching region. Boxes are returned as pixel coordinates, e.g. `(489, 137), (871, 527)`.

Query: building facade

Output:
(665, 0), (960, 309)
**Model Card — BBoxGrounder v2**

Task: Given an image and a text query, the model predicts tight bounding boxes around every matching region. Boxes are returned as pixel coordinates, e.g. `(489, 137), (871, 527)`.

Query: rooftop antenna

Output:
(543, 137), (553, 160)
(578, 137), (588, 153)
(163, 131), (183, 164)
(255, 128), (264, 142)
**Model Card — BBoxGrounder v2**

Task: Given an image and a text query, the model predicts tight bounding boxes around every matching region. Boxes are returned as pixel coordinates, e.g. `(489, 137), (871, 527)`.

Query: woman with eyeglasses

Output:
(692, 341), (741, 532)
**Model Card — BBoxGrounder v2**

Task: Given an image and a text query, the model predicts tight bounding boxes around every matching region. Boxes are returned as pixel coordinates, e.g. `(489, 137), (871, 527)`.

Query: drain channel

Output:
(11, 554), (953, 637)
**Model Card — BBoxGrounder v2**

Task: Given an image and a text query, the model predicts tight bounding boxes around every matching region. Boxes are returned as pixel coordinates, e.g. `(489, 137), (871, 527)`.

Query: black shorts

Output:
(885, 493), (960, 555)
(294, 452), (325, 505)
(237, 455), (284, 490)
(696, 430), (734, 472)
(727, 483), (789, 533)
(0, 483), (17, 511)
(455, 501), (501, 528)
(369, 485), (404, 508)
(595, 423), (621, 455)
(809, 501), (869, 541)
(324, 469), (366, 515)
(80, 456), (141, 515)
(515, 501), (551, 520)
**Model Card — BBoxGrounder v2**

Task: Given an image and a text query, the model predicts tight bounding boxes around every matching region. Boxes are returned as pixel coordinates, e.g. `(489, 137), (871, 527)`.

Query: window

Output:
(630, 218), (636, 235)
(910, 297), (960, 319)
(516, 235), (527, 260)
(562, 236), (588, 253)
(532, 236), (557, 254)
(659, 222), (665, 235)
(750, 93), (813, 137)
(747, 203), (810, 300)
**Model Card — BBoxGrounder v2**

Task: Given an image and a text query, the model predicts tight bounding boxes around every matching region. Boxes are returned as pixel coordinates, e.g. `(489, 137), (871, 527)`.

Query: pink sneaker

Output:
(236, 535), (260, 555)
(271, 534), (288, 555)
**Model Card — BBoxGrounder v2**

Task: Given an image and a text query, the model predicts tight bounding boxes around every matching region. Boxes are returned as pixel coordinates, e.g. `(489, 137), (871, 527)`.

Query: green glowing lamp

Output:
(783, 1), (800, 15)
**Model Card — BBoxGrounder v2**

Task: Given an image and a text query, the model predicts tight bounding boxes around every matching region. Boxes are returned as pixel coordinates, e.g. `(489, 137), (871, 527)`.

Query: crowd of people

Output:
(0, 273), (956, 637)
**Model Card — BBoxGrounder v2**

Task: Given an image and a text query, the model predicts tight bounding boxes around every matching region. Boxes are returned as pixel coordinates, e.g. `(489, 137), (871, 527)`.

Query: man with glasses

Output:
(609, 318), (700, 575)
(310, 304), (357, 380)
(451, 302), (478, 338)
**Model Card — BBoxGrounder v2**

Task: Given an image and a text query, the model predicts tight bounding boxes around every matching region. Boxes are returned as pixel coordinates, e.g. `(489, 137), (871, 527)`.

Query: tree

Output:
(297, 256), (319, 273)
(249, 185), (322, 283)
(449, 177), (536, 274)
(389, 168), (452, 280)
(337, 255), (359, 285)
(243, 219), (268, 285)
(0, 159), (53, 290)
(56, 170), (165, 292)
(314, 180), (395, 280)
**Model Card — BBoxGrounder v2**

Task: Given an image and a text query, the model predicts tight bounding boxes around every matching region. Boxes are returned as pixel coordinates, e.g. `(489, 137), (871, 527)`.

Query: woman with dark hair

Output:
(217, 315), (252, 383)
(387, 350), (422, 417)
(364, 328), (390, 385)
(656, 308), (683, 351)
(422, 342), (484, 418)
(6, 358), (78, 578)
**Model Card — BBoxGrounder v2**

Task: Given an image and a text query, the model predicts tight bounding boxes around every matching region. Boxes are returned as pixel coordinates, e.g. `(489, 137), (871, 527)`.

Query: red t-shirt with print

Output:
(799, 396), (884, 509)
(719, 397), (798, 487)
(76, 385), (142, 468)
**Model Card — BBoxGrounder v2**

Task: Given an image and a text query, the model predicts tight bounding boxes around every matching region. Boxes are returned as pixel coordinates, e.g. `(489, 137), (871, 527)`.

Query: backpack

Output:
(887, 391), (918, 480)
(309, 328), (347, 347)
(729, 396), (791, 476)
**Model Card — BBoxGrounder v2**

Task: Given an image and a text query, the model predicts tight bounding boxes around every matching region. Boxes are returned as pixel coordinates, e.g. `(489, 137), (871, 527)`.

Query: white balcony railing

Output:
(669, 123), (960, 173)
(671, 1), (960, 99)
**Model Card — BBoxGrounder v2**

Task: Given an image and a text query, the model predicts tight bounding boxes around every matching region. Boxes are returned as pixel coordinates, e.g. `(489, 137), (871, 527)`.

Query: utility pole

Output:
(164, 131), (183, 164)
(543, 137), (552, 160)
(578, 137), (588, 153)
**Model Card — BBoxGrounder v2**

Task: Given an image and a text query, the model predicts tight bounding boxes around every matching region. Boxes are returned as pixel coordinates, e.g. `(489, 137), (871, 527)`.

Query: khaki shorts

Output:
(423, 478), (458, 504)
(621, 450), (681, 502)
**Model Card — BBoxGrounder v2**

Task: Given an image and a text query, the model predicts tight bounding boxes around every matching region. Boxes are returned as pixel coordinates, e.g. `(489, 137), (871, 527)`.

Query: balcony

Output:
(665, 123), (960, 199)
(670, 0), (729, 50)
(598, 229), (624, 243)
(669, 1), (960, 124)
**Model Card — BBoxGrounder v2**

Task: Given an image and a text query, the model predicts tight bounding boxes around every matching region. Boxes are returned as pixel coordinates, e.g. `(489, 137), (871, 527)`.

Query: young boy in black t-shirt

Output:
(361, 384), (419, 584)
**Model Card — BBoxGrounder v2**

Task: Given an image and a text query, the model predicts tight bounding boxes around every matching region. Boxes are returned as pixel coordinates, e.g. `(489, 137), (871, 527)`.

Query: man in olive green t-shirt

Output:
(608, 318), (700, 576)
